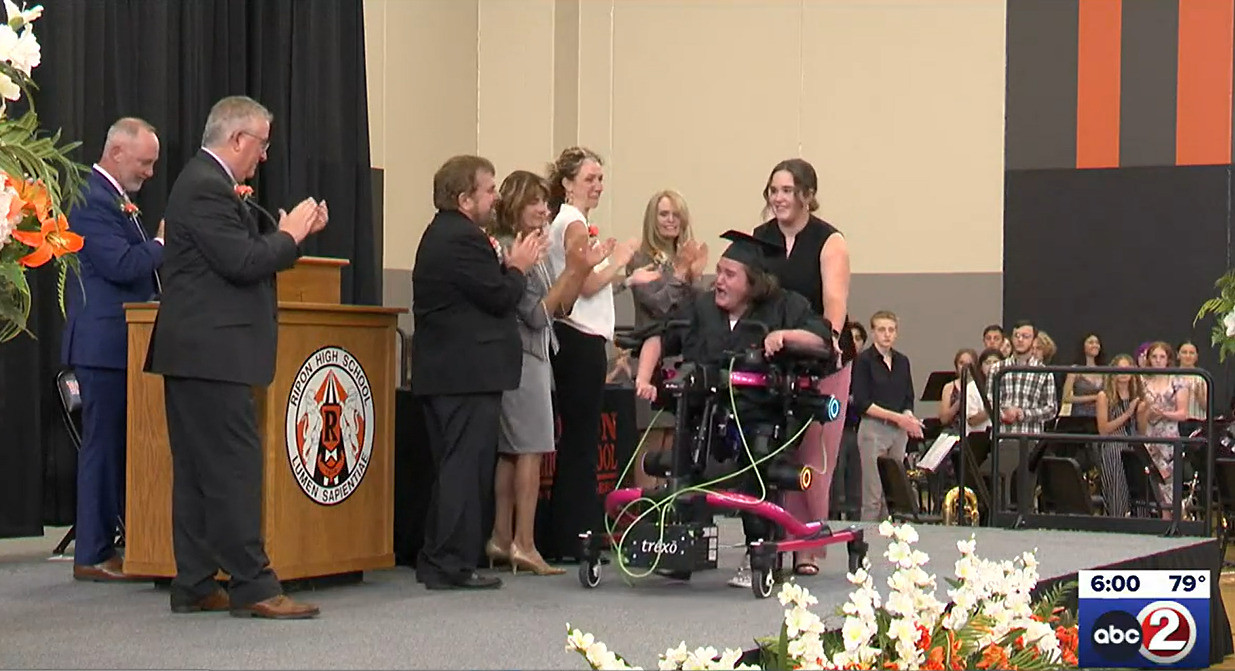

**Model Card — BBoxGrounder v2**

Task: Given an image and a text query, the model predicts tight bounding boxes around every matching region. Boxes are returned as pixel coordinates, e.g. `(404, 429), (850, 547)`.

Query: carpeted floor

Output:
(0, 521), (1209, 669)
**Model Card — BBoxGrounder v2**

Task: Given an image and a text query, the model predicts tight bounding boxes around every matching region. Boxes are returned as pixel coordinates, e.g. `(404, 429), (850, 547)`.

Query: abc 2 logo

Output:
(1085, 600), (1206, 667)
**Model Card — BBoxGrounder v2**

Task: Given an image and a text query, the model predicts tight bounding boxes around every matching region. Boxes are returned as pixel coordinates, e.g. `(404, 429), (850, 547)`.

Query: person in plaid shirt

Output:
(985, 320), (1058, 506)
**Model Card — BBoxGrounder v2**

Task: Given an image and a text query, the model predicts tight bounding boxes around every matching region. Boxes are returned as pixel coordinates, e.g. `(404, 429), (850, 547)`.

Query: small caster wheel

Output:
(751, 567), (775, 599)
(579, 561), (601, 588)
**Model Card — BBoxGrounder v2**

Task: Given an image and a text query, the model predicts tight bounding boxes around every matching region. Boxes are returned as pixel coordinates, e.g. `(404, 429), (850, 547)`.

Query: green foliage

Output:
(1194, 270), (1235, 362)
(0, 259), (30, 341)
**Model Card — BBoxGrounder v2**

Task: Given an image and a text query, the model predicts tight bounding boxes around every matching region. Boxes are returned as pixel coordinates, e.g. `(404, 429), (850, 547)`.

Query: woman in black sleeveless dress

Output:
(753, 158), (855, 576)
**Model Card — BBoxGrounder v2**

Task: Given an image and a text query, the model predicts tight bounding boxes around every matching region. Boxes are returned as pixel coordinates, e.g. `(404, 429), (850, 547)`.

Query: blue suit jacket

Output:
(61, 167), (164, 370)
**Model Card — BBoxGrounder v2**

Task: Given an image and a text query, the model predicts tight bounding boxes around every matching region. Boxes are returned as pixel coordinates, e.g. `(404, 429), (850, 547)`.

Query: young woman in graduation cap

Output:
(632, 230), (831, 586)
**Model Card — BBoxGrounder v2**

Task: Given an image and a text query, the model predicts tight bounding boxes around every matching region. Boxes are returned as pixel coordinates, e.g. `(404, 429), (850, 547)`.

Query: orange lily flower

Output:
(8, 176), (49, 222)
(13, 214), (83, 267)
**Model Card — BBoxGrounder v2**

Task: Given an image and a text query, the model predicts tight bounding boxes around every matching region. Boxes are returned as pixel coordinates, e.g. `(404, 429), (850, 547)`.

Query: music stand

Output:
(921, 370), (957, 402)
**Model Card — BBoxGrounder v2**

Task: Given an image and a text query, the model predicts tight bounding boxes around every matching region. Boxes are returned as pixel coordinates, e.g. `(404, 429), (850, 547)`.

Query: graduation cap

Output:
(720, 229), (785, 273)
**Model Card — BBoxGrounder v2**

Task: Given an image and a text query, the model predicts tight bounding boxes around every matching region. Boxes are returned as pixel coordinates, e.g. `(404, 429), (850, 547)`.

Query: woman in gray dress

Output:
(627, 189), (706, 489)
(485, 170), (605, 575)
(1062, 332), (1106, 417)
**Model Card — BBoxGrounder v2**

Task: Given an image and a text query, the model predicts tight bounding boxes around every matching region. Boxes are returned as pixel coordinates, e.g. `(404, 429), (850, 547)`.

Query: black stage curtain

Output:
(0, 0), (379, 538)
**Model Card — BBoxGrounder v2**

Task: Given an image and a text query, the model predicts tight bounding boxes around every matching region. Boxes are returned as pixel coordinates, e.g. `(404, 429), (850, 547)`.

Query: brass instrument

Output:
(942, 486), (979, 526)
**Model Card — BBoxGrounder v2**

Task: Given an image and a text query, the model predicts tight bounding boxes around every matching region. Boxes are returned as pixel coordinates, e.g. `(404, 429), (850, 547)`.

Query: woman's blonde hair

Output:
(1034, 331), (1057, 363)
(639, 189), (693, 262)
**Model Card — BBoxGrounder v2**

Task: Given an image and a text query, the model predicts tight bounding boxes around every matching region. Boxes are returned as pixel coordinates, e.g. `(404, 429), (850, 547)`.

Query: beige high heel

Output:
(485, 538), (511, 568)
(509, 542), (565, 576)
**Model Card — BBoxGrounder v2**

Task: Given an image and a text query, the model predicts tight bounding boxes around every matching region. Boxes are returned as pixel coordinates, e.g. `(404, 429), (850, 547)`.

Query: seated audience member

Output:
(982, 324), (1006, 355)
(830, 321), (867, 520)
(1095, 354), (1145, 518)
(964, 348), (1002, 435)
(938, 349), (978, 433)
(628, 189), (706, 489)
(985, 320), (1058, 507)
(1176, 340), (1207, 423)
(851, 310), (923, 521)
(1138, 342), (1190, 519)
(1032, 330), (1057, 364)
(1136, 342), (1152, 368)
(1062, 332), (1106, 417)
(632, 230), (829, 588)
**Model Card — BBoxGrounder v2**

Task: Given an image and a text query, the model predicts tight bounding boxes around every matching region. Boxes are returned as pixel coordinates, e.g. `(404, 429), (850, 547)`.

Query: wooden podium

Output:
(123, 257), (405, 581)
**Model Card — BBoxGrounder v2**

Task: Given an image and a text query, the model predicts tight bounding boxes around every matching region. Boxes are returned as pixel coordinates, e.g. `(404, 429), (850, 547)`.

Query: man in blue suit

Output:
(61, 117), (164, 581)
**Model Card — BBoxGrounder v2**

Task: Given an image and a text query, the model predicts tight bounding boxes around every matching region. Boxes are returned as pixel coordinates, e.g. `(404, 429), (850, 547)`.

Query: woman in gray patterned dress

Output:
(627, 189), (707, 488)
(1095, 354), (1145, 517)
(1062, 333), (1105, 417)
(1139, 342), (1191, 519)
(485, 170), (605, 575)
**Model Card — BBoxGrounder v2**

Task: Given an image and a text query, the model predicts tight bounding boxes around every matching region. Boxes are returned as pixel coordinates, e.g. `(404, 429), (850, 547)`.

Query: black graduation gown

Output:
(660, 290), (829, 364)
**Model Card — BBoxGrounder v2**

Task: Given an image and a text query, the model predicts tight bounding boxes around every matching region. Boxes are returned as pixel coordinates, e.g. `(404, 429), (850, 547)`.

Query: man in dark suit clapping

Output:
(412, 155), (546, 590)
(61, 117), (163, 582)
(145, 96), (325, 619)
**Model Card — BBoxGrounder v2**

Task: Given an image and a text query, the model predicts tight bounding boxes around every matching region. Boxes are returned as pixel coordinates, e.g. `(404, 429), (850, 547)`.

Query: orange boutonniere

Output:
(587, 224), (599, 238)
(119, 199), (140, 217)
(234, 184), (254, 200)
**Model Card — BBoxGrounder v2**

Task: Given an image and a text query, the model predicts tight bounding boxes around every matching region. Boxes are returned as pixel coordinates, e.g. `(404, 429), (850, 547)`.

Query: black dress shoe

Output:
(424, 572), (502, 590)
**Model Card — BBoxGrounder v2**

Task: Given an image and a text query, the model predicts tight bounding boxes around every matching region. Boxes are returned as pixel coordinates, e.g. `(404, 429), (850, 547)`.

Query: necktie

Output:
(124, 198), (162, 296)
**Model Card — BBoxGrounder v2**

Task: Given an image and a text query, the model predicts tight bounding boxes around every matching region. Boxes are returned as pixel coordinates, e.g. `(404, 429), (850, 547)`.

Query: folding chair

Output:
(877, 456), (943, 524)
(51, 369), (82, 557)
(51, 369), (127, 559)
(1038, 455), (1104, 515)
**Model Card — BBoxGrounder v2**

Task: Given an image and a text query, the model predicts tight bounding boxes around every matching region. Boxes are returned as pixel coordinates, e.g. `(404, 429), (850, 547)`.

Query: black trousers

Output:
(416, 392), (501, 583)
(163, 376), (281, 608)
(546, 323), (608, 559)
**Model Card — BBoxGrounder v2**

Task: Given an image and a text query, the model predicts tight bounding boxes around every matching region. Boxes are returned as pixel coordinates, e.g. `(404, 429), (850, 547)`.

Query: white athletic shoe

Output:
(728, 558), (752, 588)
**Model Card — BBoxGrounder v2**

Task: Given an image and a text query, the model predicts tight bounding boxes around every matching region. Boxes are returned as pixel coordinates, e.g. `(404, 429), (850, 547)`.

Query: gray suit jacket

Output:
(500, 235), (555, 360)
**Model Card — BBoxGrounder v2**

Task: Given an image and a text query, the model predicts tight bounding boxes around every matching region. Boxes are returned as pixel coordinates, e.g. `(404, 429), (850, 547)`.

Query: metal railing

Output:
(950, 363), (1217, 537)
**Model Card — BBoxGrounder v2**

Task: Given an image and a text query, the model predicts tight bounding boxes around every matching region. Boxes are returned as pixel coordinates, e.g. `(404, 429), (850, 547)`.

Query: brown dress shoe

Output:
(229, 594), (320, 620)
(170, 589), (230, 614)
(73, 556), (144, 583)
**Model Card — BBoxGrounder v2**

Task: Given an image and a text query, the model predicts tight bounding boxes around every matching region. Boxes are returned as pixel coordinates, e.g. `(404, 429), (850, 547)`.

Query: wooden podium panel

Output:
(123, 258), (405, 581)
(277, 256), (348, 303)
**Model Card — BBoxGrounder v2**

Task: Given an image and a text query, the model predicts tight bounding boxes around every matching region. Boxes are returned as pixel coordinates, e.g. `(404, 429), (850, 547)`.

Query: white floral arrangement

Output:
(1196, 270), (1235, 361)
(0, 1), (91, 342)
(565, 521), (1079, 671)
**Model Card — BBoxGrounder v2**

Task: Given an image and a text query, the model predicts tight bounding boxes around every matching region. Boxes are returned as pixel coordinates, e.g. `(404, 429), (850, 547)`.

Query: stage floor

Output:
(0, 520), (1215, 669)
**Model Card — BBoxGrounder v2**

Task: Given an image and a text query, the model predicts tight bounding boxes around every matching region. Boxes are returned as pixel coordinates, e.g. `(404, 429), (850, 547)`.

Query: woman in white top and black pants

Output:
(542, 147), (658, 560)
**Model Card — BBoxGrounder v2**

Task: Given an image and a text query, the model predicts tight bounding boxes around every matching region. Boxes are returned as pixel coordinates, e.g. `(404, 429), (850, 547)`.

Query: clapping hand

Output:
(565, 234), (609, 271)
(506, 228), (547, 272)
(689, 241), (709, 279)
(673, 239), (708, 280)
(277, 197), (320, 244)
(610, 238), (638, 268)
(625, 264), (661, 287)
(311, 199), (329, 234)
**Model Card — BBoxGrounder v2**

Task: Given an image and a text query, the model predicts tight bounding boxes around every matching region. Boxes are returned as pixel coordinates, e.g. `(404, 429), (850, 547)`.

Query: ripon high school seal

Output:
(285, 346), (375, 505)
